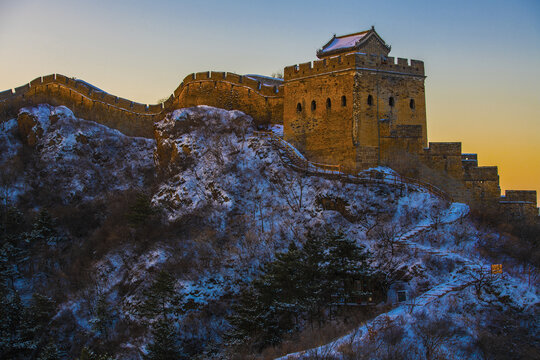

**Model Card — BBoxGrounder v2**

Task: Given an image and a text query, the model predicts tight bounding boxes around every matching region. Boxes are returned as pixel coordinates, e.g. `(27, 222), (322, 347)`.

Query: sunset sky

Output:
(1, 0), (539, 201)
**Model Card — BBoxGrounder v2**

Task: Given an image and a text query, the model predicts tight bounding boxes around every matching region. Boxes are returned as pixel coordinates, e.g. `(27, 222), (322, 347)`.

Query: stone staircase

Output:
(253, 130), (453, 202)
(392, 206), (491, 308)
(277, 206), (485, 359)
(258, 129), (485, 307)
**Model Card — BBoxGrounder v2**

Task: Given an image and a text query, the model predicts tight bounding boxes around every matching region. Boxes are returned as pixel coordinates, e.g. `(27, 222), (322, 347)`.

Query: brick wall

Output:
(0, 74), (161, 137)
(171, 72), (283, 126)
(283, 52), (426, 173)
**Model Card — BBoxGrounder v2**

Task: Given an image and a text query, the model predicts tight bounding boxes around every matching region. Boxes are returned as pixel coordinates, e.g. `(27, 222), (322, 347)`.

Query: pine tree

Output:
(225, 288), (263, 347)
(37, 341), (61, 360)
(0, 206), (24, 243)
(20, 293), (56, 355)
(299, 233), (329, 325)
(138, 270), (179, 321)
(0, 288), (23, 358)
(325, 230), (373, 303)
(27, 293), (56, 331)
(24, 209), (61, 273)
(26, 209), (59, 246)
(226, 231), (383, 351)
(259, 242), (304, 327)
(226, 243), (306, 350)
(78, 347), (113, 360)
(145, 319), (182, 360)
(90, 293), (115, 339)
(0, 240), (27, 290)
(127, 193), (155, 226)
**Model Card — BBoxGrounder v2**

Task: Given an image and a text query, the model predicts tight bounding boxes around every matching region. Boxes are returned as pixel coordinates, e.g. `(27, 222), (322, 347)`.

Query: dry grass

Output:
(259, 306), (388, 359)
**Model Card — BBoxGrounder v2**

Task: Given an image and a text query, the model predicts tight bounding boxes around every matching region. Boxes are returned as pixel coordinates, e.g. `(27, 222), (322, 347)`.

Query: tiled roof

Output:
(320, 31), (369, 54)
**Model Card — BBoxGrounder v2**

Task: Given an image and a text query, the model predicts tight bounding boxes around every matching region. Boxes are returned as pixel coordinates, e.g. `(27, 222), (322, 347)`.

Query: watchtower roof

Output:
(317, 27), (391, 58)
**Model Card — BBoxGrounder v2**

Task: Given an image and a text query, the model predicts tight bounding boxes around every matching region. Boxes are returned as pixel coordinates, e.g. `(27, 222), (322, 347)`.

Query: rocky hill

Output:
(0, 105), (538, 359)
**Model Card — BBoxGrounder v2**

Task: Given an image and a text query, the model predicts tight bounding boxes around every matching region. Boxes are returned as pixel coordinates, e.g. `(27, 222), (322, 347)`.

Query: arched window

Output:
(367, 94), (373, 106)
(296, 103), (302, 112)
(389, 97), (395, 107)
(311, 100), (316, 111)
(341, 95), (347, 107)
(326, 98), (331, 109)
(409, 99), (415, 109)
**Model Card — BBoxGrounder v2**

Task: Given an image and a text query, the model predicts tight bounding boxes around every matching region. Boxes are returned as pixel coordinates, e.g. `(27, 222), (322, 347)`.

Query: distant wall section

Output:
(170, 72), (283, 126)
(500, 190), (538, 218)
(0, 74), (162, 138)
(1, 72), (284, 138)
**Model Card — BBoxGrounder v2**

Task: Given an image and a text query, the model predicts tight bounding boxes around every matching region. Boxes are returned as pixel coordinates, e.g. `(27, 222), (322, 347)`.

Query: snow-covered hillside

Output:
(0, 104), (155, 205)
(0, 105), (537, 360)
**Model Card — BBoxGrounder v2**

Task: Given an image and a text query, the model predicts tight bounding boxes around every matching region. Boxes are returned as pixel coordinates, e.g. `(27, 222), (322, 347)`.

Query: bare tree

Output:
(362, 211), (392, 237)
(407, 295), (419, 314)
(451, 225), (473, 247)
(468, 263), (493, 301)
(373, 224), (404, 258)
(428, 201), (449, 230)
(269, 170), (306, 212)
(412, 312), (455, 360)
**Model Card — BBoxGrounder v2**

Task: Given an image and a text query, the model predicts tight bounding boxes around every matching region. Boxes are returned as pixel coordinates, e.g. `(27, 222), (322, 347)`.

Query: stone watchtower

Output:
(283, 27), (427, 173)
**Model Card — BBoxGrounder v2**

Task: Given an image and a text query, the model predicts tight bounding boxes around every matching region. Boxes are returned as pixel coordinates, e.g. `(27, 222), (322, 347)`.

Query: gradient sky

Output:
(1, 0), (539, 201)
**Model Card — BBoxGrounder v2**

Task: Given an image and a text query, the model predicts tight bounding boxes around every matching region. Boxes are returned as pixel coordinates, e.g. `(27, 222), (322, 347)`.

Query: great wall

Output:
(1, 27), (537, 218)
(0, 71), (284, 138)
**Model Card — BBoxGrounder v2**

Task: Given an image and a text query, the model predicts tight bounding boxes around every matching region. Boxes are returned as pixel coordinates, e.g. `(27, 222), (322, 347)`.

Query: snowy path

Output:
(276, 275), (473, 360)
(277, 203), (476, 360)
(252, 133), (497, 360)
(254, 131), (453, 202)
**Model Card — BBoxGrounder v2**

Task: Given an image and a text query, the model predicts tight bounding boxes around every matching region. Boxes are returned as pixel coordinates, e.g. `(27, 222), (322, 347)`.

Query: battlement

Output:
(461, 153), (478, 161)
(461, 153), (479, 168)
(500, 190), (538, 218)
(1, 70), (285, 135)
(169, 71), (284, 125)
(0, 74), (164, 115)
(463, 166), (499, 181)
(0, 74), (164, 137)
(284, 52), (424, 81)
(424, 142), (462, 156)
(502, 190), (537, 204)
(173, 71), (283, 101)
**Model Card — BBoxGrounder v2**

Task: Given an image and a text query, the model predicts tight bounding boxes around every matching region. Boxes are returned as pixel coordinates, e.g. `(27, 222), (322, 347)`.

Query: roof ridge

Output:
(335, 30), (370, 39)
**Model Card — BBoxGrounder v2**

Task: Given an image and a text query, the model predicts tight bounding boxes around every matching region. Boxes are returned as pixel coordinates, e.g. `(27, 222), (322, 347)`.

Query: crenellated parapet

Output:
(284, 53), (424, 81)
(421, 142), (464, 179)
(500, 190), (539, 218)
(1, 74), (166, 115)
(0, 74), (164, 137)
(461, 153), (478, 168)
(419, 144), (502, 201)
(169, 71), (284, 126)
(0, 71), (285, 136)
(174, 71), (283, 98)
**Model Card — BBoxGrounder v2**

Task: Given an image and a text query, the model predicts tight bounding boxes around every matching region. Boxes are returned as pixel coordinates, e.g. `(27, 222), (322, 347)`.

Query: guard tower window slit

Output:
(341, 95), (347, 107)
(389, 97), (395, 107)
(326, 98), (331, 109)
(367, 95), (373, 106)
(296, 103), (302, 112)
(410, 99), (415, 109)
(311, 100), (316, 111)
